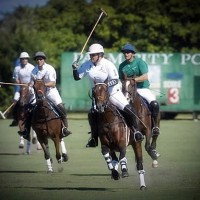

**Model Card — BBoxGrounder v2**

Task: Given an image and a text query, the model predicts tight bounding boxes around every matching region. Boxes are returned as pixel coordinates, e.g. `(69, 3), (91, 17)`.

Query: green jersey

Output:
(118, 57), (150, 88)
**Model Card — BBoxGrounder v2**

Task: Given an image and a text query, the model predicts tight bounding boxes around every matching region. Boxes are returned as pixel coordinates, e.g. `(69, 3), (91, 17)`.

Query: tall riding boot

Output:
(86, 109), (98, 147)
(57, 103), (72, 137)
(123, 104), (144, 142)
(18, 109), (32, 140)
(150, 100), (160, 135)
(9, 102), (19, 127)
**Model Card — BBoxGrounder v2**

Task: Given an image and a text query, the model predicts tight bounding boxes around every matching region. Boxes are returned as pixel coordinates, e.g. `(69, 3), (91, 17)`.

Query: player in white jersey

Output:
(28, 51), (72, 138)
(10, 52), (35, 127)
(72, 43), (144, 147)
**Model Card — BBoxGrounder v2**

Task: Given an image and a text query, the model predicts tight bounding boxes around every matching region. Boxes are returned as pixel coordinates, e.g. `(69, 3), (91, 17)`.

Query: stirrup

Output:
(133, 131), (144, 142)
(62, 127), (72, 137)
(152, 127), (160, 136)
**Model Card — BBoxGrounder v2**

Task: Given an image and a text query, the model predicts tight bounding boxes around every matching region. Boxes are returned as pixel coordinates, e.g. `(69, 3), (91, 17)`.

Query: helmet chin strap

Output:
(92, 54), (102, 66)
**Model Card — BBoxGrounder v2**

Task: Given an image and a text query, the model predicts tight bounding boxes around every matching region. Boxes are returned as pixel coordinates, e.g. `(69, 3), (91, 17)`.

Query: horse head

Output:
(33, 77), (46, 100)
(93, 79), (109, 113)
(19, 85), (31, 106)
(122, 74), (137, 103)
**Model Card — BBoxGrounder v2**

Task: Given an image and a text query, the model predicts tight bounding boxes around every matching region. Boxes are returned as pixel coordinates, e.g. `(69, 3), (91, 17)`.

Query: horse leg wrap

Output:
(138, 170), (146, 188)
(103, 153), (113, 170)
(119, 157), (128, 170)
(112, 160), (119, 171)
(46, 158), (53, 172)
(60, 139), (67, 154)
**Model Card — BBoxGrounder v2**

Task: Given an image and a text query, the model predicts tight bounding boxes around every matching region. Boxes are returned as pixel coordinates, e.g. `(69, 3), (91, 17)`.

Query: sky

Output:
(0, 0), (49, 19)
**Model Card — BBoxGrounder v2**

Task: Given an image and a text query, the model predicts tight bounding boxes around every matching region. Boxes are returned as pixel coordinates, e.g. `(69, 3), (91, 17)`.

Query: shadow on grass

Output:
(0, 170), (44, 173)
(71, 173), (110, 177)
(13, 186), (113, 191)
(0, 153), (23, 156)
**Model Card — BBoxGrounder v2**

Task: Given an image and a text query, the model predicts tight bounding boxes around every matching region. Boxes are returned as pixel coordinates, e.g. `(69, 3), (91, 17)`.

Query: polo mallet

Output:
(0, 82), (27, 86)
(0, 103), (15, 119)
(76, 8), (108, 63)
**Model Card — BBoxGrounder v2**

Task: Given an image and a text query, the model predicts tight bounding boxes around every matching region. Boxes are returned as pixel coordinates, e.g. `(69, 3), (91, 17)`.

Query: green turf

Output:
(0, 115), (200, 200)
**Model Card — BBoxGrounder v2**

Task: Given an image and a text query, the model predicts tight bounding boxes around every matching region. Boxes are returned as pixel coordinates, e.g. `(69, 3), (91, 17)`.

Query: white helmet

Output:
(19, 52), (30, 59)
(88, 43), (104, 54)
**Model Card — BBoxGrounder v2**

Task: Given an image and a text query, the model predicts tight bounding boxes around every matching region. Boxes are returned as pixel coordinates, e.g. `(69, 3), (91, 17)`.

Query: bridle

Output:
(122, 78), (137, 103)
(93, 83), (109, 113)
(33, 79), (46, 101)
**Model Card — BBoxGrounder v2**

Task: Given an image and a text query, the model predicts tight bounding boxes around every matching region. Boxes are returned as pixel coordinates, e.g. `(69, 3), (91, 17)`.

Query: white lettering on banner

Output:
(137, 53), (173, 65)
(72, 52), (200, 66)
(163, 80), (181, 88)
(168, 88), (180, 104)
(181, 54), (200, 65)
(107, 53), (124, 65)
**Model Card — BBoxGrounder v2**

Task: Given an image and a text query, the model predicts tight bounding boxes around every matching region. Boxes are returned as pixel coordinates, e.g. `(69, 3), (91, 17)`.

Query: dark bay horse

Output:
(32, 79), (68, 172)
(122, 77), (160, 168)
(93, 81), (146, 190)
(17, 85), (41, 153)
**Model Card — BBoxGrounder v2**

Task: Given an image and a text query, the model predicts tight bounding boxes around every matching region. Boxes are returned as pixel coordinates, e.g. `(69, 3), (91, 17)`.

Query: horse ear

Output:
(42, 75), (45, 81)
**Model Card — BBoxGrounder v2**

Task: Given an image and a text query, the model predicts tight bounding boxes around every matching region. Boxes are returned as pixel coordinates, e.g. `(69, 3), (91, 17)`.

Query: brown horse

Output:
(122, 76), (160, 167)
(93, 81), (146, 190)
(17, 85), (41, 153)
(32, 79), (68, 172)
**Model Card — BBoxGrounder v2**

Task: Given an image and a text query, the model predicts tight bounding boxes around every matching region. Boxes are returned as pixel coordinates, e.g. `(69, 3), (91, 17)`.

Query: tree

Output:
(0, 0), (199, 110)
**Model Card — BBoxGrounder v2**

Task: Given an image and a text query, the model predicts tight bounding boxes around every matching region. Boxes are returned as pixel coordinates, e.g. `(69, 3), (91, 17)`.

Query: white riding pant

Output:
(13, 87), (36, 104)
(46, 88), (62, 105)
(137, 88), (156, 103)
(109, 90), (129, 110)
(13, 91), (20, 101)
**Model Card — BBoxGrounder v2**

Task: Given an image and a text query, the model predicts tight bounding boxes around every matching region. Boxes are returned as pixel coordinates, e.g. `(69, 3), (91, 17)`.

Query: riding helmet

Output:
(34, 51), (47, 60)
(121, 44), (136, 53)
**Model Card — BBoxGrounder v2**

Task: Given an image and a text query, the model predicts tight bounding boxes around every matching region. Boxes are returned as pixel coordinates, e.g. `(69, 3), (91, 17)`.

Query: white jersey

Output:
(78, 58), (121, 95)
(14, 63), (35, 83)
(13, 63), (35, 103)
(77, 58), (129, 110)
(32, 63), (62, 105)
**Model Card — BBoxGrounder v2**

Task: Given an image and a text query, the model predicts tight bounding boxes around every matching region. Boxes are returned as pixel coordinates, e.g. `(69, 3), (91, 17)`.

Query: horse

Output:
(32, 79), (68, 172)
(92, 81), (146, 190)
(17, 84), (41, 154)
(122, 76), (160, 168)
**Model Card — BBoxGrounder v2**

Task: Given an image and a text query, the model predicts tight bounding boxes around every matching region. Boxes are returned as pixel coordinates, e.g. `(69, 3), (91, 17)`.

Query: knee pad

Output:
(150, 101), (159, 116)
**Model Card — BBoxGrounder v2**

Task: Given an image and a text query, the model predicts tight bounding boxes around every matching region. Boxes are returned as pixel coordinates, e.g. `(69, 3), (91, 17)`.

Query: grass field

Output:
(0, 114), (200, 200)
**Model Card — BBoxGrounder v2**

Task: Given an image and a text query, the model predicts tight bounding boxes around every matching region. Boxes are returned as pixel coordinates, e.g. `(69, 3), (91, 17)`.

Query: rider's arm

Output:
(135, 59), (149, 82)
(45, 81), (56, 87)
(106, 61), (119, 87)
(135, 73), (148, 82)
(73, 69), (81, 81)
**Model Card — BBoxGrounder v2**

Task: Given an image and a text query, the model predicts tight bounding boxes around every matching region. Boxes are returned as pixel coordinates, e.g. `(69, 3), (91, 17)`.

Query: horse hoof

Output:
(32, 137), (37, 144)
(121, 169), (129, 178)
(152, 160), (158, 168)
(140, 186), (147, 191)
(18, 144), (24, 149)
(111, 169), (120, 180)
(47, 170), (53, 173)
(62, 154), (69, 162)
